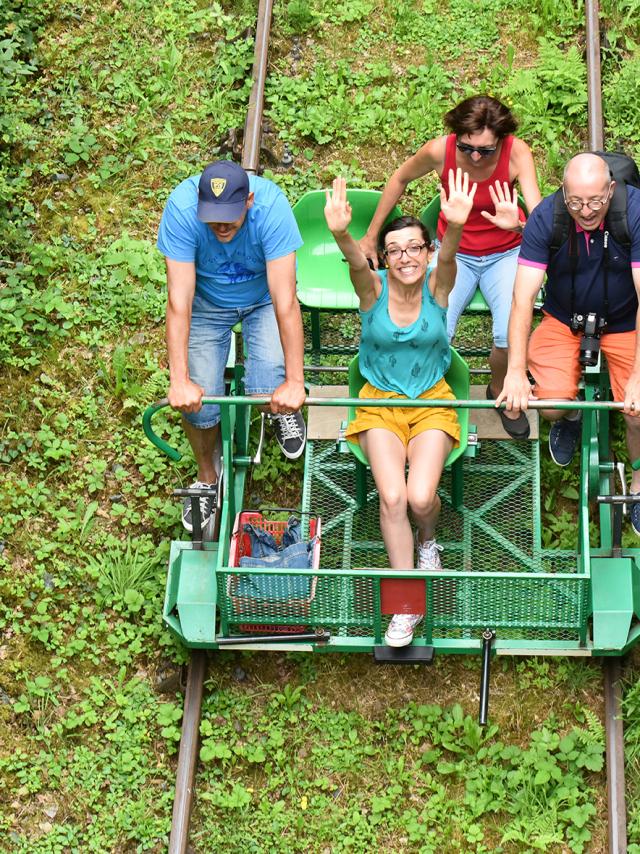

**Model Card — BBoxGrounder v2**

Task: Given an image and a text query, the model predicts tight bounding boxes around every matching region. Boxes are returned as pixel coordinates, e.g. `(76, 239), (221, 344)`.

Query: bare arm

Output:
(360, 137), (446, 266)
(512, 138), (542, 215)
(495, 264), (545, 411)
(430, 169), (477, 307)
(623, 268), (640, 415)
(324, 177), (380, 311)
(165, 258), (204, 412)
(266, 252), (306, 413)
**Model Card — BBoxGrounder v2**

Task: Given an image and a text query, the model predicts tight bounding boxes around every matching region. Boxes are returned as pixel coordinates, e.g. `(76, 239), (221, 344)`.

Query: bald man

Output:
(497, 153), (640, 533)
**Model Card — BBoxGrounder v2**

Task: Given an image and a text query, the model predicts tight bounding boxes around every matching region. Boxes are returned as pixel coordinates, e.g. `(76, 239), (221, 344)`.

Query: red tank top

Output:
(436, 133), (523, 256)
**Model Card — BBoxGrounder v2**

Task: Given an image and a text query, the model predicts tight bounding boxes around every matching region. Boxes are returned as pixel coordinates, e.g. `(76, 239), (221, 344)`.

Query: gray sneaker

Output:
(270, 411), (306, 460)
(181, 481), (218, 533)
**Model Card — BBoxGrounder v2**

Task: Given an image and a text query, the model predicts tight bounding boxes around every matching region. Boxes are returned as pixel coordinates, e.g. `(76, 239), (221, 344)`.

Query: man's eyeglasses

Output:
(384, 243), (428, 261)
(456, 142), (498, 158)
(563, 182), (613, 212)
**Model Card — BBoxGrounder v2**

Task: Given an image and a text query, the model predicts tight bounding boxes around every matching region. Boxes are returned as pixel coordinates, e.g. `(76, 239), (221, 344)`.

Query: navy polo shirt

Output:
(518, 186), (640, 332)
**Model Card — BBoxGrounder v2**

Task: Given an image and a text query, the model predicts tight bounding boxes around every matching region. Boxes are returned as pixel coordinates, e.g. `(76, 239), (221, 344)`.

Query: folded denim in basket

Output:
(236, 517), (315, 600)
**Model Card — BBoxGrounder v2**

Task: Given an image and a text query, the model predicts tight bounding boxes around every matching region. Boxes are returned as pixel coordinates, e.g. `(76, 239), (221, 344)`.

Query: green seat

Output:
(294, 189), (402, 311)
(293, 190), (402, 352)
(346, 347), (470, 468)
(419, 194), (529, 313)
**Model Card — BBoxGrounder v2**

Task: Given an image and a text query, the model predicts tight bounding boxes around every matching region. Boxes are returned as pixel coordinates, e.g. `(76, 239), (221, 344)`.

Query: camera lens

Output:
(579, 337), (599, 367)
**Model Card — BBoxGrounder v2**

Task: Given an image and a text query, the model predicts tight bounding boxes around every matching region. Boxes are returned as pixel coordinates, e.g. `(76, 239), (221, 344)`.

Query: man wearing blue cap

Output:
(158, 160), (306, 531)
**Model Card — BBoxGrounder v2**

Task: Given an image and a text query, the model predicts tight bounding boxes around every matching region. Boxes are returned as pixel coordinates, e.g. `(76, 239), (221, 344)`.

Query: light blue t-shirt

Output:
(359, 269), (450, 399)
(157, 174), (303, 308)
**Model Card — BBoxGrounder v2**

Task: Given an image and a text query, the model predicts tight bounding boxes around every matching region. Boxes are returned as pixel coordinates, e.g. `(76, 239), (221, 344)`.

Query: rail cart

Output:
(143, 0), (632, 850)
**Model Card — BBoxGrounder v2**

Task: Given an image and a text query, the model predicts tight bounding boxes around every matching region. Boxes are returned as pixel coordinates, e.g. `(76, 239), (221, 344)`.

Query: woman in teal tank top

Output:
(324, 169), (476, 648)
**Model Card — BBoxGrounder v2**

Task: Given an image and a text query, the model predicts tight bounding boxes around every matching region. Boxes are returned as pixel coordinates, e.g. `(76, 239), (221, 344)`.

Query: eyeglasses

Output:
(563, 182), (612, 212)
(456, 142), (498, 158)
(384, 243), (427, 261)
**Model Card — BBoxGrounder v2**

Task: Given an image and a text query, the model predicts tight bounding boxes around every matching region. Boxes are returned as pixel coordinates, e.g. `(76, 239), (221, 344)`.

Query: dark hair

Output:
(443, 95), (517, 139)
(377, 215), (430, 255)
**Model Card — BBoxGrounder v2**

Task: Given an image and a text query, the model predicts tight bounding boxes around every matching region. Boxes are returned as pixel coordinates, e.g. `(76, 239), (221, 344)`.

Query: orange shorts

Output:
(528, 313), (636, 401)
(344, 376), (461, 448)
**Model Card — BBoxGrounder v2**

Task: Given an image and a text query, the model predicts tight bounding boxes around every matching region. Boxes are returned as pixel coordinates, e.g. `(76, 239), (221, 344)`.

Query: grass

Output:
(2, 0), (640, 850)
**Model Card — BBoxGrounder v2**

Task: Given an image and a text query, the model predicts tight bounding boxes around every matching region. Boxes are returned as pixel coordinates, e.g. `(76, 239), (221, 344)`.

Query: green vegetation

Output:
(1, 0), (640, 849)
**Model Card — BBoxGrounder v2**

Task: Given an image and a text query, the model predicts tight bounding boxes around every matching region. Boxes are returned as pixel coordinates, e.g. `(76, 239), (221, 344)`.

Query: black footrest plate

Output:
(373, 645), (435, 664)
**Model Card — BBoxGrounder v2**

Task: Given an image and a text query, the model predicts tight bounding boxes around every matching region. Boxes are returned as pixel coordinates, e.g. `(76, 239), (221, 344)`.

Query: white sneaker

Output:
(384, 613), (424, 648)
(417, 539), (443, 571)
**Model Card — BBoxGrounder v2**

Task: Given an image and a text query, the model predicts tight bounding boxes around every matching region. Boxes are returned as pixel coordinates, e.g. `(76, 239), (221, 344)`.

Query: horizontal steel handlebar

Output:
(142, 395), (625, 459)
(597, 495), (640, 504)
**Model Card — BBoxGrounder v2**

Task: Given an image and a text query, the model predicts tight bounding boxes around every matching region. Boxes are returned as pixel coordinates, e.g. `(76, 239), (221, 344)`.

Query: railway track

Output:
(165, 1), (630, 850)
(585, 1), (628, 850)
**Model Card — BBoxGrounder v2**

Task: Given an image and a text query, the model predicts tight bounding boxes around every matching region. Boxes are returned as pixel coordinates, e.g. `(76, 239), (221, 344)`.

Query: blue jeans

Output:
(434, 244), (520, 348)
(237, 517), (314, 599)
(186, 291), (285, 428)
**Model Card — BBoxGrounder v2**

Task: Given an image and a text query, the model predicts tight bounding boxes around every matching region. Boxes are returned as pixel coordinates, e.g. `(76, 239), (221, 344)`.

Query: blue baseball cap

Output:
(197, 161), (250, 223)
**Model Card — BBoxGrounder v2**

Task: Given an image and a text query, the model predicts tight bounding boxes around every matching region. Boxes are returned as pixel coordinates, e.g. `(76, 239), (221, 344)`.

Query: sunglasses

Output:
(456, 142), (498, 158)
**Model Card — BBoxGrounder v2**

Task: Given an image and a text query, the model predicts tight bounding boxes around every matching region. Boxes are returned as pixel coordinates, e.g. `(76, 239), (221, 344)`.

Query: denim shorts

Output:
(186, 291), (285, 428)
(433, 244), (520, 348)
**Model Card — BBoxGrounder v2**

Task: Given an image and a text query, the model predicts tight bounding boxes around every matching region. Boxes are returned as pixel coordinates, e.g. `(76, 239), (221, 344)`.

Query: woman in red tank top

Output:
(361, 96), (542, 439)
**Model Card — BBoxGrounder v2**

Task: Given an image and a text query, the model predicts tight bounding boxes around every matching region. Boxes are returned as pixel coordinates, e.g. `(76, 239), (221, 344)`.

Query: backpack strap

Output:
(604, 181), (630, 247)
(549, 189), (571, 259)
(549, 182), (631, 258)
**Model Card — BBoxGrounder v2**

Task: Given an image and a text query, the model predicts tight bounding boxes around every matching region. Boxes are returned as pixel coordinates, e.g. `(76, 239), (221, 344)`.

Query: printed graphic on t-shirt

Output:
(217, 261), (258, 284)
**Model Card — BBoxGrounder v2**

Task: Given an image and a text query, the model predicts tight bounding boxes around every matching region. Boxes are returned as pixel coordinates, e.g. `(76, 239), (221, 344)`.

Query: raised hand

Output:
(324, 177), (352, 236)
(480, 180), (521, 231)
(439, 168), (477, 227)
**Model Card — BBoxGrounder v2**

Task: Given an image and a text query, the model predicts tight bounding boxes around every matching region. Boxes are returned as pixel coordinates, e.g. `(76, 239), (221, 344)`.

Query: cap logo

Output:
(211, 178), (226, 197)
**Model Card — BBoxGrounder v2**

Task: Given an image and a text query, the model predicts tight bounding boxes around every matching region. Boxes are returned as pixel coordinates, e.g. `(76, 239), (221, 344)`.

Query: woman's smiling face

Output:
(384, 226), (430, 286)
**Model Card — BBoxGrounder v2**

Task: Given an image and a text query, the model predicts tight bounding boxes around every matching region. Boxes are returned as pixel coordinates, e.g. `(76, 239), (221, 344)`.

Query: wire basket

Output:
(227, 510), (321, 618)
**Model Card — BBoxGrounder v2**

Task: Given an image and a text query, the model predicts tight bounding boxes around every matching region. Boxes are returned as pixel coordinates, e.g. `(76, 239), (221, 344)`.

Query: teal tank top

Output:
(359, 269), (450, 399)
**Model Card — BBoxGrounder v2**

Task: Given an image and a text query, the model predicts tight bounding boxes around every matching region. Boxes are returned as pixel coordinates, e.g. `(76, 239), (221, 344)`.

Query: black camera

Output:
(570, 312), (607, 366)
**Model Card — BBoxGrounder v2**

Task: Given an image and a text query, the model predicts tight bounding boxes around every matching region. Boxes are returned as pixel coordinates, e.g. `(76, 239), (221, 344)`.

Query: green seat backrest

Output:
(419, 193), (529, 312)
(346, 348), (470, 467)
(293, 190), (402, 311)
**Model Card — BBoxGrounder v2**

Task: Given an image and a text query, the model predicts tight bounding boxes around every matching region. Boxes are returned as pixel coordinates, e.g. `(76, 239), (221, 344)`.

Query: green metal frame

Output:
(144, 379), (640, 657)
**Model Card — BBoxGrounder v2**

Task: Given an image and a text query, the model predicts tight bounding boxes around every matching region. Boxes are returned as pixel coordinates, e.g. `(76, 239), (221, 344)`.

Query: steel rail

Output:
(168, 0), (275, 850)
(585, 0), (628, 845)
(168, 650), (208, 854)
(605, 657), (628, 853)
(585, 0), (604, 151)
(241, 0), (274, 174)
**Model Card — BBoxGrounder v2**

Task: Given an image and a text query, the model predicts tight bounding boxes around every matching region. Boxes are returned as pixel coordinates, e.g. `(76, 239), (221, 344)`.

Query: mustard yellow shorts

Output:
(345, 376), (460, 448)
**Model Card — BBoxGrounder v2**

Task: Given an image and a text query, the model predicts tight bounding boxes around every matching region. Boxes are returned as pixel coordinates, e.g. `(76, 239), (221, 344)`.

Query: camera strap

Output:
(603, 230), (610, 322)
(569, 224), (609, 325)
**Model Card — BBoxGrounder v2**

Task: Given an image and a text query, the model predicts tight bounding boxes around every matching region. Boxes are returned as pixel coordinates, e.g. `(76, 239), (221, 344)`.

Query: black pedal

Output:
(373, 645), (435, 664)
(173, 486), (219, 498)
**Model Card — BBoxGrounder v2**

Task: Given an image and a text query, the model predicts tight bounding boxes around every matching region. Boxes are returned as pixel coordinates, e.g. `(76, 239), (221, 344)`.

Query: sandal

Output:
(486, 384), (530, 440)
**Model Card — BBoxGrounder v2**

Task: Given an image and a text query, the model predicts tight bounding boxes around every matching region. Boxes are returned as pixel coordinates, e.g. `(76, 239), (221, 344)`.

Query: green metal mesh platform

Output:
(217, 439), (590, 646)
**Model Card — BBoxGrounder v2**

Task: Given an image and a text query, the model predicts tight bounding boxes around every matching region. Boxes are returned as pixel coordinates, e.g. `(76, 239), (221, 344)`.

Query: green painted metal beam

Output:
(591, 556), (640, 650)
(164, 541), (218, 645)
